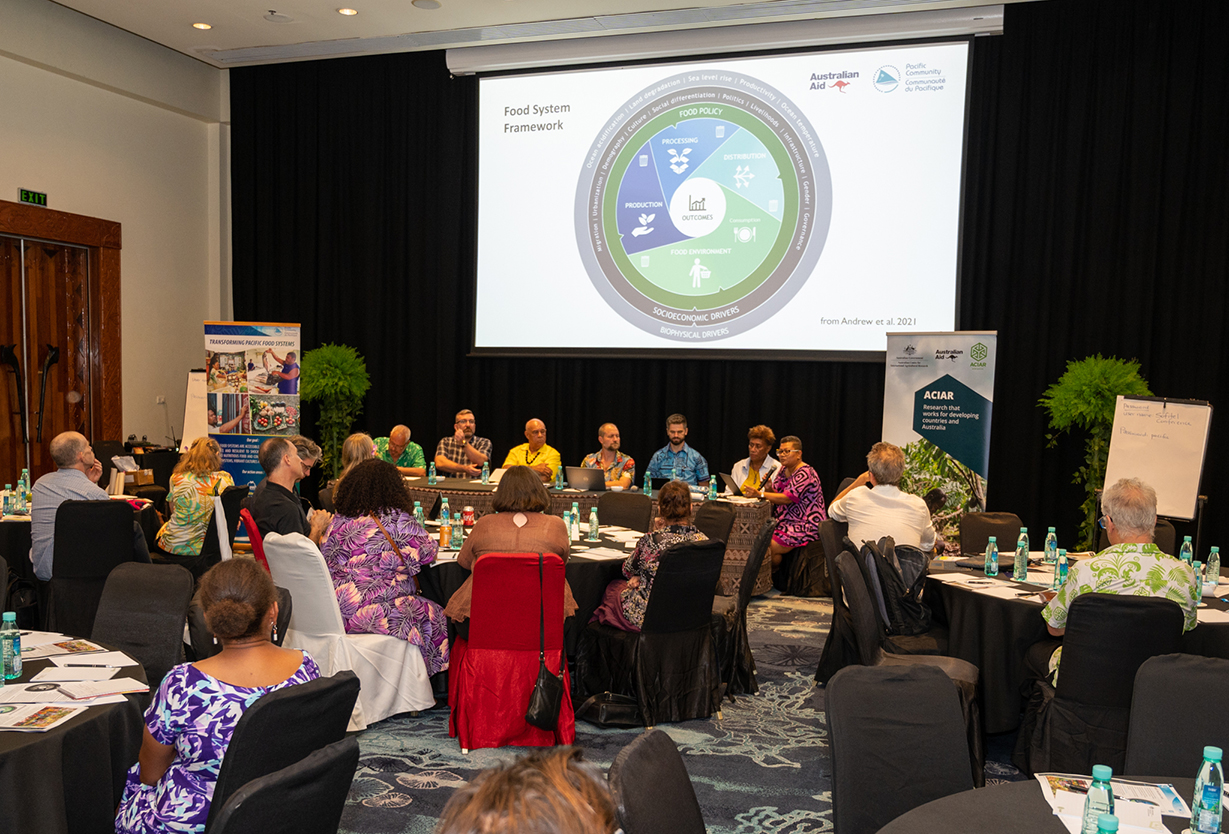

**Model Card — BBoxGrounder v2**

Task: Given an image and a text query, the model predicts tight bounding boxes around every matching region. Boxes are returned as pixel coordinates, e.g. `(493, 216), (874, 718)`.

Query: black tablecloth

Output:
(0, 646), (146, 834)
(879, 777), (1197, 834)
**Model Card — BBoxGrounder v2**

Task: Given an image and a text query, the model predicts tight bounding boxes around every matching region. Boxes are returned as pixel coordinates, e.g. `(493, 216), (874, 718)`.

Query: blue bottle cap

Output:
(1091, 764), (1112, 781)
(1204, 746), (1223, 761)
(1, 612), (14, 622)
(1097, 814), (1118, 832)
(988, 536), (996, 542)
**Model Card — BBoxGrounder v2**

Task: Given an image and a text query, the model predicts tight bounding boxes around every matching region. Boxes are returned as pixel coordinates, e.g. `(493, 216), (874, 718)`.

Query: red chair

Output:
(240, 508), (271, 574)
(448, 552), (575, 752)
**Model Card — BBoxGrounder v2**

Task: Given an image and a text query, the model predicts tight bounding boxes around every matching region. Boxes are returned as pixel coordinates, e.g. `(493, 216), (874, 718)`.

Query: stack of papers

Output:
(0, 638), (145, 732)
(1036, 773), (1189, 833)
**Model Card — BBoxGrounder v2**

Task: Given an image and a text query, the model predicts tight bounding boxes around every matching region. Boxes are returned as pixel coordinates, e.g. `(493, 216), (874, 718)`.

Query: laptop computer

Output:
(564, 466), (606, 492)
(719, 473), (743, 496)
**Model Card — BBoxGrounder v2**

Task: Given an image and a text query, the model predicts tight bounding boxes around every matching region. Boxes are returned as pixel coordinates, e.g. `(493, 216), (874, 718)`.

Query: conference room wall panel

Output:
(232, 0), (1229, 551)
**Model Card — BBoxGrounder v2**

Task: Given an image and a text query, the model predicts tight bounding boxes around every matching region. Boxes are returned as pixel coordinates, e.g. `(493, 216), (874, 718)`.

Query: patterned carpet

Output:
(338, 593), (1023, 834)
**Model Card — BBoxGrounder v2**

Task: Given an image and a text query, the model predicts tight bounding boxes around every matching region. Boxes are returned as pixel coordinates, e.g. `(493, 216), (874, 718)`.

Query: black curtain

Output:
(231, 0), (1229, 549)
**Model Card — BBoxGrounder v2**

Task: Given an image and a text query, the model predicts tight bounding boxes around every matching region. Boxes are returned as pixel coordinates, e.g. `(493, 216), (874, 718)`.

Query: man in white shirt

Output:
(828, 441), (936, 552)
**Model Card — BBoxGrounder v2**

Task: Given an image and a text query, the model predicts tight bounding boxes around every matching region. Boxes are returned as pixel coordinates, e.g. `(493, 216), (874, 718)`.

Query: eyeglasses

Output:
(1098, 515), (1110, 530)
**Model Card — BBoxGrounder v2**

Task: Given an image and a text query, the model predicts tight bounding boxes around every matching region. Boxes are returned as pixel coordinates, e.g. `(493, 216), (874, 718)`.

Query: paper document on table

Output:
(1197, 607), (1229, 624)
(32, 667), (118, 682)
(16, 631), (67, 648)
(49, 650), (134, 667)
(1037, 773), (1190, 817)
(55, 678), (149, 700)
(1024, 571), (1056, 586)
(579, 547), (629, 560)
(927, 572), (975, 584)
(433, 552), (458, 563)
(973, 583), (1037, 600)
(720, 496), (759, 505)
(22, 638), (108, 659)
(0, 703), (87, 732)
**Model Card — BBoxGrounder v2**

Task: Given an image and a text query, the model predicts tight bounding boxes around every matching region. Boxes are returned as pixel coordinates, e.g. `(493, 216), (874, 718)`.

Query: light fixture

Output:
(338, 8), (357, 15)
(264, 11), (295, 23)
(412, 0), (441, 9)
(192, 22), (212, 30)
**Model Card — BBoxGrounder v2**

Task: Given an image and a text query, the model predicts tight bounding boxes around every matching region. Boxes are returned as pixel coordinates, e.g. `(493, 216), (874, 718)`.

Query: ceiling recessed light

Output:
(192, 22), (212, 30)
(412, 0), (441, 9)
(338, 8), (358, 14)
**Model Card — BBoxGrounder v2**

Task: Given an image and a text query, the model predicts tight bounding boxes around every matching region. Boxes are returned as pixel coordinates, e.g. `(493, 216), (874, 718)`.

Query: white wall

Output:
(0, 0), (228, 445)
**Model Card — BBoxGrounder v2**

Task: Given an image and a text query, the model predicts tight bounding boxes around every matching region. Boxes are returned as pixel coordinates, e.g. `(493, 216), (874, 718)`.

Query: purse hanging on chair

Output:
(525, 553), (565, 731)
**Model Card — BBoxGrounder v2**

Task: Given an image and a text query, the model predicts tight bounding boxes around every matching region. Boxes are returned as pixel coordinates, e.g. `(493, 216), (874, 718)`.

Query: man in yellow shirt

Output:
(502, 418), (562, 483)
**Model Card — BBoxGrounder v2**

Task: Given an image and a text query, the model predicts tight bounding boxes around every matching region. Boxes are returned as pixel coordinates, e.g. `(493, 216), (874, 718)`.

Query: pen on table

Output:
(62, 663), (120, 668)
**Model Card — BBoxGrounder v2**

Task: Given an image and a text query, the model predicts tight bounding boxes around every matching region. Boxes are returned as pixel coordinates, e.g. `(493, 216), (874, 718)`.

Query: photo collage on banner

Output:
(203, 322), (302, 488)
(882, 332), (997, 552)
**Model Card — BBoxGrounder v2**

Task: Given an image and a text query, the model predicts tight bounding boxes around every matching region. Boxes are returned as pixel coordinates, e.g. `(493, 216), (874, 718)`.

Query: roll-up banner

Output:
(883, 332), (997, 548)
(202, 322), (302, 489)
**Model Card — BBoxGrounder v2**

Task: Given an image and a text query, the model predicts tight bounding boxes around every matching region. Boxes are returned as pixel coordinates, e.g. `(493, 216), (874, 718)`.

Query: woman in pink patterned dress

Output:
(756, 435), (826, 568)
(320, 459), (448, 675)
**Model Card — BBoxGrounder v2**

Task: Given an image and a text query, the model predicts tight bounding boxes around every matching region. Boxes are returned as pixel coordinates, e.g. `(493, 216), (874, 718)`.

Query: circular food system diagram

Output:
(576, 72), (832, 342)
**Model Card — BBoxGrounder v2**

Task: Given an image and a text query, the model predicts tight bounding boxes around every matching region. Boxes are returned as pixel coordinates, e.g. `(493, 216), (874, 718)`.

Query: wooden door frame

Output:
(0, 199), (121, 442)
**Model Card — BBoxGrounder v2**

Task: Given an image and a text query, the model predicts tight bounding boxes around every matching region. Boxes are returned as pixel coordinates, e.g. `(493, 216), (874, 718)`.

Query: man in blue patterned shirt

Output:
(646, 413), (710, 488)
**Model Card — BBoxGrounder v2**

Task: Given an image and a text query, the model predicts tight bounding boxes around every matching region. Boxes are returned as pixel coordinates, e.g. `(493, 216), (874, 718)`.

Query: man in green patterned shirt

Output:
(374, 425), (427, 476)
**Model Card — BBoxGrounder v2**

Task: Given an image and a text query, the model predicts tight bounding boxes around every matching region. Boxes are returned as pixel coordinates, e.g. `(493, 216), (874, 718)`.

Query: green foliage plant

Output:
(299, 343), (371, 480)
(899, 438), (985, 551)
(1038, 354), (1151, 549)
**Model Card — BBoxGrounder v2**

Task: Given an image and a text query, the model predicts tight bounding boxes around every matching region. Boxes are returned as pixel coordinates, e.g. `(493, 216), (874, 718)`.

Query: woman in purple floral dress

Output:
(756, 435), (826, 568)
(320, 459), (448, 675)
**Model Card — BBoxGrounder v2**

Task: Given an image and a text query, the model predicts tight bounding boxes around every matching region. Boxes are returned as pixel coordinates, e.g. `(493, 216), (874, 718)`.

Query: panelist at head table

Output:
(502, 418), (562, 484)
(755, 435), (827, 569)
(828, 441), (937, 554)
(645, 413), (710, 488)
(732, 424), (781, 496)
(374, 424), (427, 477)
(581, 422), (635, 489)
(434, 409), (492, 478)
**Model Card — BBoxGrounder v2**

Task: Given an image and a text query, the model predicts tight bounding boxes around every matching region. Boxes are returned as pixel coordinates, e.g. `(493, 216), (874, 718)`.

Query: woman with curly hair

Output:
(320, 458), (448, 675)
(156, 437), (234, 555)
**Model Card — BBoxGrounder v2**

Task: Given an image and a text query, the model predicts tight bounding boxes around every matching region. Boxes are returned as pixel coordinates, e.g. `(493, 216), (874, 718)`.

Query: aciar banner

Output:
(883, 331), (997, 548)
(203, 322), (302, 489)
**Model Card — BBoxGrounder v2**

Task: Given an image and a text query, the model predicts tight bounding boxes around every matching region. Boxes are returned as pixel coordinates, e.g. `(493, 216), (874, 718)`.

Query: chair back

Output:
(1097, 518), (1177, 555)
(959, 511), (1023, 556)
(596, 492), (653, 533)
(263, 532), (348, 638)
(826, 664), (974, 834)
(641, 539), (725, 633)
(206, 671), (360, 830)
(50, 500), (140, 635)
(692, 502), (735, 544)
(834, 550), (884, 666)
(240, 507), (270, 572)
(609, 728), (706, 834)
(207, 737), (360, 834)
(316, 485), (335, 513)
(469, 553), (566, 653)
(1126, 653), (1229, 776)
(187, 586), (294, 660)
(197, 486), (248, 572)
(1056, 593), (1185, 707)
(737, 519), (777, 612)
(91, 563), (194, 691)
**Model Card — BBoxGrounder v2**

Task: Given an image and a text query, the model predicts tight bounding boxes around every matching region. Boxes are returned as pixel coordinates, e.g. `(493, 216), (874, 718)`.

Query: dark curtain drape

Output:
(231, 0), (1229, 549)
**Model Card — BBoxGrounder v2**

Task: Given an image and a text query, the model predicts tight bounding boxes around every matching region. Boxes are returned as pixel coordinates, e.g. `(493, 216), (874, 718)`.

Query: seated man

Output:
(581, 423), (634, 489)
(502, 418), (561, 483)
(31, 431), (151, 581)
(374, 424), (426, 476)
(249, 437), (331, 544)
(828, 441), (936, 552)
(645, 413), (709, 488)
(1026, 477), (1198, 682)
(434, 409), (492, 478)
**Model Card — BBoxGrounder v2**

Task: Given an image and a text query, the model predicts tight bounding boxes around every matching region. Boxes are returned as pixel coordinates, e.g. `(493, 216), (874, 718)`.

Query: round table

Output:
(879, 777), (1197, 834)
(0, 647), (146, 834)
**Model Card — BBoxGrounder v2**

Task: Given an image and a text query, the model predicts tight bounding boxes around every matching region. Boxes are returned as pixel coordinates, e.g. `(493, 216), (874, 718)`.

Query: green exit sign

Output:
(19, 189), (47, 207)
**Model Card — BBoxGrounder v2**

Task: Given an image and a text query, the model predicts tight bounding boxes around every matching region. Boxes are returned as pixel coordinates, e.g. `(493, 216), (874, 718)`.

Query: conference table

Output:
(403, 477), (773, 595)
(879, 777), (1198, 834)
(926, 561), (1229, 734)
(0, 644), (146, 834)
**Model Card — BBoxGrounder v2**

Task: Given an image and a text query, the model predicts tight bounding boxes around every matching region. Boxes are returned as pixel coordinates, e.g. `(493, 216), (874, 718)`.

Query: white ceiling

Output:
(52, 0), (1022, 69)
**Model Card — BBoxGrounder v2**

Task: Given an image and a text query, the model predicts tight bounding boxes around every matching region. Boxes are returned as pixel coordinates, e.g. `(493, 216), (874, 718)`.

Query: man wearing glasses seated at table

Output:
(433, 409), (492, 478)
(581, 422), (635, 489)
(828, 441), (936, 553)
(374, 424), (427, 476)
(502, 418), (561, 483)
(1026, 477), (1199, 683)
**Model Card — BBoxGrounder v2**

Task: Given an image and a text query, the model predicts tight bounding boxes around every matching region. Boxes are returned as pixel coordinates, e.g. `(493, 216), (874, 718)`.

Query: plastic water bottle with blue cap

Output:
(1014, 527), (1029, 582)
(1191, 745), (1223, 834)
(1180, 536), (1194, 564)
(588, 507), (600, 542)
(427, 462), (437, 485)
(556, 466), (564, 491)
(1053, 549), (1069, 590)
(1206, 546), (1221, 594)
(412, 501), (424, 526)
(1096, 815), (1118, 834)
(1044, 527), (1058, 564)
(481, 461), (489, 485)
(984, 536), (999, 577)
(1080, 764), (1114, 834)
(1, 612), (21, 680)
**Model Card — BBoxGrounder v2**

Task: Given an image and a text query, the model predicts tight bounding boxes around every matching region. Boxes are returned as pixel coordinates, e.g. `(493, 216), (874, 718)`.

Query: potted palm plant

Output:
(299, 343), (371, 480)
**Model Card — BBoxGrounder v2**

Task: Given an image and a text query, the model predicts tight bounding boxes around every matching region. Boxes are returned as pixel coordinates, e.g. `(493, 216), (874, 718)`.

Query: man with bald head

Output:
(502, 418), (562, 483)
(374, 425), (426, 476)
(31, 431), (151, 581)
(581, 423), (635, 489)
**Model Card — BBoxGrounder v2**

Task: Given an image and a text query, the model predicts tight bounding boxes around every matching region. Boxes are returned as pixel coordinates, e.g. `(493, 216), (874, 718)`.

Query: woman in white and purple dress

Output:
(756, 435), (826, 569)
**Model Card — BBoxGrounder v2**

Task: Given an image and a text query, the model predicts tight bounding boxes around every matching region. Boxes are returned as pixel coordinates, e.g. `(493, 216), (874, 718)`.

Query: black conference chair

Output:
(91, 562), (195, 694)
(207, 737), (360, 834)
(156, 484), (248, 580)
(1125, 653), (1229, 777)
(826, 664), (975, 834)
(48, 500), (144, 635)
(204, 671), (360, 831)
(693, 501), (735, 544)
(578, 539), (727, 725)
(1097, 518), (1177, 556)
(712, 518), (775, 698)
(814, 522), (860, 685)
(609, 729), (706, 834)
(186, 586), (293, 660)
(1014, 593), (1185, 776)
(596, 491), (653, 533)
(316, 484), (336, 514)
(855, 537), (948, 655)
(958, 511), (1023, 557)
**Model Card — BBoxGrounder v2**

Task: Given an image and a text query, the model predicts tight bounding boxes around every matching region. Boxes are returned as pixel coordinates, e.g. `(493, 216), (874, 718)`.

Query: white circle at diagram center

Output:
(668, 177), (726, 239)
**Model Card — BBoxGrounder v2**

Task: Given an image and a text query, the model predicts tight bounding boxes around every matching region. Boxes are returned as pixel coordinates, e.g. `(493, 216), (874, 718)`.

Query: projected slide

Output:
(476, 42), (970, 355)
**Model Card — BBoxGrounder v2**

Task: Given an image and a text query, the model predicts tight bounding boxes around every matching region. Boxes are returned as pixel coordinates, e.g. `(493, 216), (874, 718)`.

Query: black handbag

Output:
(525, 554), (565, 731)
(575, 691), (642, 728)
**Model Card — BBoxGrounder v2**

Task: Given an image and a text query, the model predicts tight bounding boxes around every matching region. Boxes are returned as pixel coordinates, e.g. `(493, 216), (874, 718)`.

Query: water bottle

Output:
(571, 502), (580, 541)
(563, 510), (572, 533)
(413, 501), (424, 526)
(984, 536), (999, 577)
(450, 517), (463, 549)
(643, 469), (651, 494)
(1, 485), (10, 517)
(439, 517), (452, 549)
(1180, 536), (1195, 564)
(1096, 815), (1119, 834)
(1193, 561), (1205, 598)
(556, 466), (564, 490)
(1, 612), (21, 680)
(1207, 546), (1221, 590)
(1192, 746), (1224, 834)
(21, 471), (30, 508)
(427, 462), (437, 485)
(1053, 549), (1069, 590)
(588, 507), (600, 542)
(708, 478), (718, 500)
(481, 461), (489, 485)
(13, 475), (25, 514)
(1044, 527), (1058, 564)
(1014, 527), (1029, 582)
(440, 498), (450, 527)
(671, 464), (678, 481)
(1080, 764), (1114, 834)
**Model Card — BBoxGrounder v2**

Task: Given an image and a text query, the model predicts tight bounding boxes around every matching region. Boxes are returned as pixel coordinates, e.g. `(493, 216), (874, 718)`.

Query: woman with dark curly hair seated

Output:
(320, 458), (449, 675)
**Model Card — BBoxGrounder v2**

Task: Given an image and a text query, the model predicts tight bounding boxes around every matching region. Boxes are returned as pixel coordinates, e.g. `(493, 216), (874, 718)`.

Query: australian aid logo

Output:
(809, 71), (858, 91)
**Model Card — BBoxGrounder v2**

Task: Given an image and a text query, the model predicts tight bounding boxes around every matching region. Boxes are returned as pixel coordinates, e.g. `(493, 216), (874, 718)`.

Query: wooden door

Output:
(0, 236), (25, 479)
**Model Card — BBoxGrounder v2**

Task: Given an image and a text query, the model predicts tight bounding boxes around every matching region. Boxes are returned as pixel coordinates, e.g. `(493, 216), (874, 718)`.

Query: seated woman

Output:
(443, 465), (575, 636)
(156, 437), (233, 556)
(591, 480), (707, 632)
(318, 432), (375, 512)
(320, 459), (448, 675)
(732, 424), (780, 495)
(115, 559), (319, 833)
(755, 435), (826, 568)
